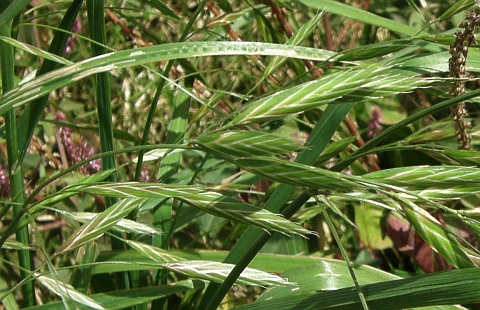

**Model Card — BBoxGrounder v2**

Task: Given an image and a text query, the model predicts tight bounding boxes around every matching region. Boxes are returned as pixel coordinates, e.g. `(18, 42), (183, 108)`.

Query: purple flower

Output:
(56, 112), (100, 175)
(367, 106), (383, 139)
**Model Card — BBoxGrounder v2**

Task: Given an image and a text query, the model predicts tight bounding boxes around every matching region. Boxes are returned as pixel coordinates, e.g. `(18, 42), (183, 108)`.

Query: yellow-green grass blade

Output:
(0, 41), (338, 115)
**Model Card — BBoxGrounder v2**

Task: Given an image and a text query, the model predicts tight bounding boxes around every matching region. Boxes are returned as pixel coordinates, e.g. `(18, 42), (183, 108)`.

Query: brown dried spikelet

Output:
(448, 8), (480, 150)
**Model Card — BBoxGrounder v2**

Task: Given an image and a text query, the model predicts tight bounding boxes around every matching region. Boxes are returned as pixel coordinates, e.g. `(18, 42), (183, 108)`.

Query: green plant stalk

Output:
(200, 103), (355, 310)
(86, 0), (129, 292)
(0, 0), (31, 29)
(319, 195), (369, 310)
(0, 7), (35, 307)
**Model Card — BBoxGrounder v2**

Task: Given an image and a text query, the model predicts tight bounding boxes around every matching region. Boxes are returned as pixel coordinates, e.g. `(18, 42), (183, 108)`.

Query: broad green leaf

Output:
(193, 131), (302, 157)
(94, 249), (400, 283)
(234, 268), (480, 309)
(354, 203), (392, 250)
(258, 261), (399, 301)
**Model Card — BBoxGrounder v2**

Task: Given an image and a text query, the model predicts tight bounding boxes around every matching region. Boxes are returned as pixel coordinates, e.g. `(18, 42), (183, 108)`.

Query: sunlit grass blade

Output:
(193, 131), (302, 157)
(0, 42), (338, 115)
(162, 260), (293, 287)
(123, 242), (294, 286)
(363, 166), (480, 189)
(35, 274), (105, 310)
(58, 211), (162, 236)
(227, 66), (429, 126)
(0, 36), (72, 65)
(55, 198), (144, 255)
(68, 183), (312, 236)
(16, 0), (83, 162)
(2, 239), (34, 250)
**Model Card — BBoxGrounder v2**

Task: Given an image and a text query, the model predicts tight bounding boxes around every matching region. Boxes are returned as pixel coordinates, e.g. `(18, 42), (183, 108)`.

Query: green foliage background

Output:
(1, 0), (480, 309)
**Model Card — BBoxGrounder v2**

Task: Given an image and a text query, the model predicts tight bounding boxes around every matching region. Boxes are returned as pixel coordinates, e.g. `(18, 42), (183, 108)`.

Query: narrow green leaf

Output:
(0, 0), (31, 29)
(258, 12), (324, 83)
(435, 0), (476, 22)
(294, 0), (427, 36)
(0, 36), (72, 65)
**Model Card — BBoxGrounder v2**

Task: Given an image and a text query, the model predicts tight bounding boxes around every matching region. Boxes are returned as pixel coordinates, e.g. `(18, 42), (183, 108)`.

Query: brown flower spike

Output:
(448, 9), (480, 150)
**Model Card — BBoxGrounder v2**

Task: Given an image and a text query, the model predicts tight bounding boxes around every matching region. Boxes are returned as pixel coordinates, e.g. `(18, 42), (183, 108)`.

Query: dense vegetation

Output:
(1, 0), (480, 309)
